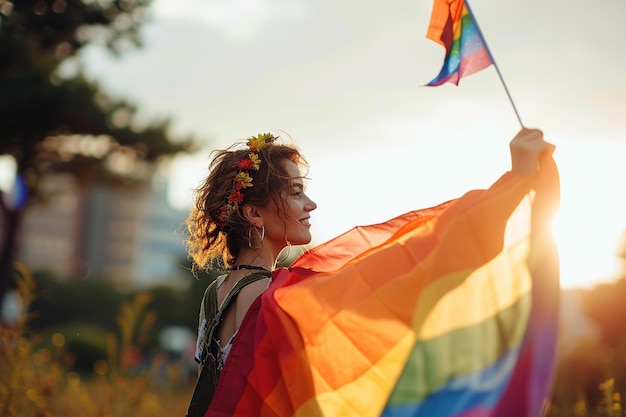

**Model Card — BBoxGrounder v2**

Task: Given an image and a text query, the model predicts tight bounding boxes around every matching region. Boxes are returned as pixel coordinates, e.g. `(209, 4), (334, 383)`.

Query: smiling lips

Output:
(299, 217), (311, 226)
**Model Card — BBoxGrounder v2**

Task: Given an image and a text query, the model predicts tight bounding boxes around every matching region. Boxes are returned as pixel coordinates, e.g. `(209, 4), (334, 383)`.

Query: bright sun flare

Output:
(551, 137), (626, 289)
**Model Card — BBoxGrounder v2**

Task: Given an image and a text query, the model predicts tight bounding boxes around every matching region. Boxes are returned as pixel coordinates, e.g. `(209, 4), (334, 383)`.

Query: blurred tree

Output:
(0, 0), (196, 312)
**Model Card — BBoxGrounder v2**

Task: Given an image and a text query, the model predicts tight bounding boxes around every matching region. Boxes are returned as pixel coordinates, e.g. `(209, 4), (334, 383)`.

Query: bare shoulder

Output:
(238, 277), (271, 302)
(234, 277), (270, 327)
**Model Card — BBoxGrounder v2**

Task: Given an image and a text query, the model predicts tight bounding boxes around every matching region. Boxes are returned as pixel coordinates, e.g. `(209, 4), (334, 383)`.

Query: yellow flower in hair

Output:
(248, 153), (262, 170)
(235, 171), (253, 188)
(247, 133), (275, 152)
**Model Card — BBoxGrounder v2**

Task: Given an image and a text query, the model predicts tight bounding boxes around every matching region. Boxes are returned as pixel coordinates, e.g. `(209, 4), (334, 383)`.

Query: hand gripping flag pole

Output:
(425, 0), (524, 127)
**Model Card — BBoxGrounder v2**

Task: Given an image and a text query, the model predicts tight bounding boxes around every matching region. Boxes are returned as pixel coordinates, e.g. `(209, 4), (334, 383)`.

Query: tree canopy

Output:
(0, 0), (198, 312)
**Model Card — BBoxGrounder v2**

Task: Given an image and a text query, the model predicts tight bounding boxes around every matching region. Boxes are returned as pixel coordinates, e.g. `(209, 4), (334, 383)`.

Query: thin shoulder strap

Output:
(202, 280), (219, 323)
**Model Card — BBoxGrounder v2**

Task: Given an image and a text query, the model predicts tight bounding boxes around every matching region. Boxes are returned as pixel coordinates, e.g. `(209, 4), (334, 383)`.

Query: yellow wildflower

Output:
(248, 153), (262, 170)
(235, 172), (253, 188)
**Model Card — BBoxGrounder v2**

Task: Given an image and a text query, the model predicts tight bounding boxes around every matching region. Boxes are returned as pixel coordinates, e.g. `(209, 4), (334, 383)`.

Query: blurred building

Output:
(9, 173), (190, 289)
(17, 173), (84, 280)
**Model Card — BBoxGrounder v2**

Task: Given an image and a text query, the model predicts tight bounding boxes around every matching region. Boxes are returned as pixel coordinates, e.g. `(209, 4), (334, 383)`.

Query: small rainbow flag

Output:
(206, 155), (560, 417)
(426, 0), (493, 86)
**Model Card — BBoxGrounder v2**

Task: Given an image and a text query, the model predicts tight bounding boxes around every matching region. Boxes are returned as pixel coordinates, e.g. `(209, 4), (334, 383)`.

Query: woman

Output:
(186, 127), (553, 414)
(185, 133), (317, 415)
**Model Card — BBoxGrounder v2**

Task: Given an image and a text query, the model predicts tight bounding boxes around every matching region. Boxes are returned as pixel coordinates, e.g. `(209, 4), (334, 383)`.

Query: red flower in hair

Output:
(228, 190), (244, 204)
(238, 158), (254, 169)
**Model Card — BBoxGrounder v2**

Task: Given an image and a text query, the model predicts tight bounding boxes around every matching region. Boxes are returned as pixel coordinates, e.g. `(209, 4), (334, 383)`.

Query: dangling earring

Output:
(248, 224), (265, 249)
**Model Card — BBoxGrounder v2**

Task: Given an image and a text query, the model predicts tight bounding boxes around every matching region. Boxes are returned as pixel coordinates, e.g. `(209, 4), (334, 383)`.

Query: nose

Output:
(305, 194), (317, 212)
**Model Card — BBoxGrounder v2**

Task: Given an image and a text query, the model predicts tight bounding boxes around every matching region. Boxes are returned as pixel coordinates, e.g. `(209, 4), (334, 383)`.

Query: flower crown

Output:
(217, 133), (276, 230)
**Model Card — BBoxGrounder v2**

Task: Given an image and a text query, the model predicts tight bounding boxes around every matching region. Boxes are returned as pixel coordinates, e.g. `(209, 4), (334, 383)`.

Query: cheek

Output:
(284, 200), (301, 217)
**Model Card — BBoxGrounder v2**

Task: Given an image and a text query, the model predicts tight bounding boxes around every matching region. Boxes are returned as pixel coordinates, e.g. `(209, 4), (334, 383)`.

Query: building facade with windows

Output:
(10, 174), (190, 289)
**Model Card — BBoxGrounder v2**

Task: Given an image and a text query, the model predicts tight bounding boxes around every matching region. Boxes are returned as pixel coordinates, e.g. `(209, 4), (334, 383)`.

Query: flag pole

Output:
(465, 0), (524, 128)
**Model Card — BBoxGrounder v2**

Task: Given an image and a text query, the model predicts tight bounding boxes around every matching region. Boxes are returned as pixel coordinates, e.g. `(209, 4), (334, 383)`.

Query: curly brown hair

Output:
(186, 136), (308, 272)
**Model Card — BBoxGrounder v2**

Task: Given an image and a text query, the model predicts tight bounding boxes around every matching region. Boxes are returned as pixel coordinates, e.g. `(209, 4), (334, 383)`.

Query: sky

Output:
(73, 0), (625, 289)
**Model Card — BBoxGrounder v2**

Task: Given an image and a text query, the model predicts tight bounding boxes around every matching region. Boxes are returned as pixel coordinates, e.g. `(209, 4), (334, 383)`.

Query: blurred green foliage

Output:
(25, 263), (218, 372)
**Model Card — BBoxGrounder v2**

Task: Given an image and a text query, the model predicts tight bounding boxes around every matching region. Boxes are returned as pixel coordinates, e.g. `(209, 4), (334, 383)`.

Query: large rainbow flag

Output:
(206, 155), (560, 417)
(426, 0), (493, 86)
